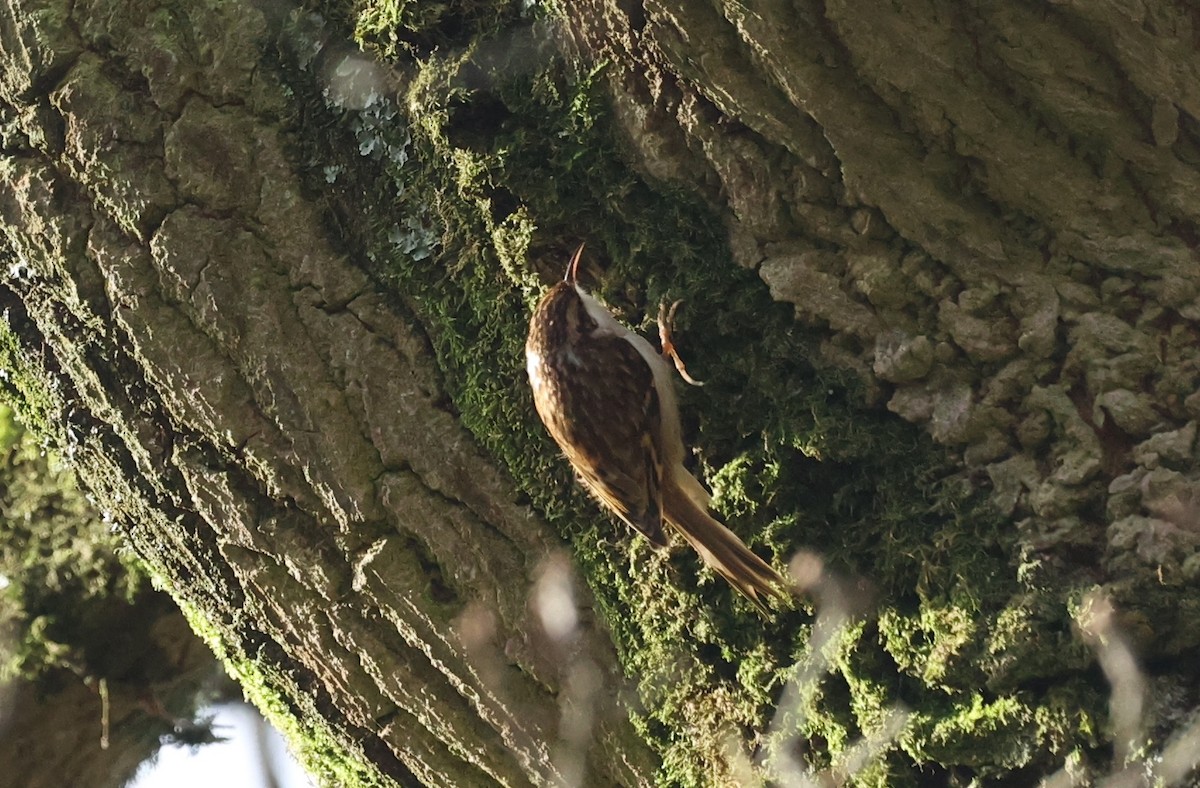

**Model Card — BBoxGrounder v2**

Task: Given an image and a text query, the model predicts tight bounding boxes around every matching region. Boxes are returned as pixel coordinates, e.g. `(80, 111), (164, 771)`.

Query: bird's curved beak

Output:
(564, 243), (585, 284)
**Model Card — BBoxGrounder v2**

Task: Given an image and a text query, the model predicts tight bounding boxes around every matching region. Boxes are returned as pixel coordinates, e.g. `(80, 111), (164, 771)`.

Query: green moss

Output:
(0, 309), (67, 441)
(879, 603), (979, 691)
(913, 693), (1031, 767)
(278, 3), (1115, 782)
(355, 0), (521, 59)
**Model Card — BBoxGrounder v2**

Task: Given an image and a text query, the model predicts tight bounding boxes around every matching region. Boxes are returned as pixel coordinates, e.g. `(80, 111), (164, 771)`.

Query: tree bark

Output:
(562, 0), (1200, 782)
(2, 0), (1199, 786)
(566, 0), (1200, 649)
(0, 1), (653, 786)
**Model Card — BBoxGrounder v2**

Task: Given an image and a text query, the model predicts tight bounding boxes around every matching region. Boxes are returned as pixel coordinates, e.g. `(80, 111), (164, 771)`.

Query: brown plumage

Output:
(525, 244), (787, 613)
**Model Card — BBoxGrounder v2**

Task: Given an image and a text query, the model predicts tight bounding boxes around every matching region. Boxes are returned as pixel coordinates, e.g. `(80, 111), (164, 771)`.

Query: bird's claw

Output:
(658, 299), (705, 387)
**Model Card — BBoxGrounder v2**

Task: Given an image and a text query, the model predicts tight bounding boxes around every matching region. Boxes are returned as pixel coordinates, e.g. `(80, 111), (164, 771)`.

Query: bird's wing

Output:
(557, 331), (667, 546)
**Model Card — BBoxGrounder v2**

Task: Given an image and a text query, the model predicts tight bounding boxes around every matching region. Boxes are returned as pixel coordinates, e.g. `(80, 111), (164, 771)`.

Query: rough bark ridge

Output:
(0, 1), (652, 785)
(569, 3), (1200, 650)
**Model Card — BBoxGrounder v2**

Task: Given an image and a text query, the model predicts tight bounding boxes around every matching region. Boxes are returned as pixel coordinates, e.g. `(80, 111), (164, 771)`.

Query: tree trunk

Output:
(1, 0), (1198, 786)
(0, 1), (653, 785)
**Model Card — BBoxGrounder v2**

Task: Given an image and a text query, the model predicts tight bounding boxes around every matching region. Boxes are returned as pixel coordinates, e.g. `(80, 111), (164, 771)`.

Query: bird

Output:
(525, 243), (787, 613)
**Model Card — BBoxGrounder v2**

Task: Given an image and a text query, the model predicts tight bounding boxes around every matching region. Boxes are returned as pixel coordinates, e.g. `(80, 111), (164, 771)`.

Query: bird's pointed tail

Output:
(662, 482), (788, 614)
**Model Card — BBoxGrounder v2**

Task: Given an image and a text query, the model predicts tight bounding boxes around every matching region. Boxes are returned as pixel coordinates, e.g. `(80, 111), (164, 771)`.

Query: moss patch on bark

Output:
(280, 3), (1118, 783)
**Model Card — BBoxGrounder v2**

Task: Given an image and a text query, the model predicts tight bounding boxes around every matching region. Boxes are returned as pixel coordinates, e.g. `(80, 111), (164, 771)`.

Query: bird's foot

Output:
(658, 299), (705, 387)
